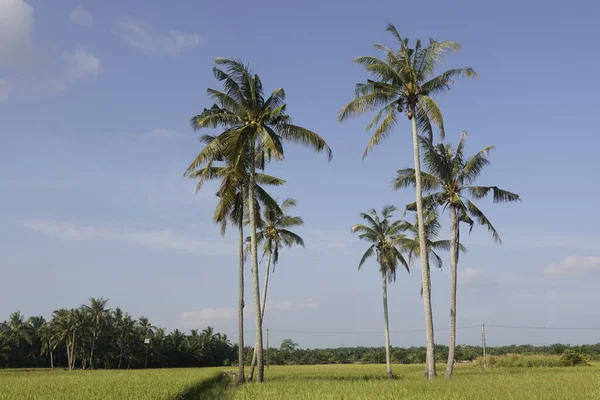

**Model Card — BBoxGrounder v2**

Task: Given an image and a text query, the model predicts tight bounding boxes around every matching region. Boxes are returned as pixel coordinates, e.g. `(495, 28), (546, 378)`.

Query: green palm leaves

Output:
(394, 133), (521, 242)
(338, 23), (478, 159)
(352, 205), (409, 282)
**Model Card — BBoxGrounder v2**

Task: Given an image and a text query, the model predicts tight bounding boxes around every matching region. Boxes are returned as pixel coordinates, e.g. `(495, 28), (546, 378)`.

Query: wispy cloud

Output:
(180, 300), (320, 328)
(304, 229), (356, 255)
(140, 128), (183, 139)
(113, 20), (200, 56)
(43, 48), (100, 93)
(70, 5), (93, 27)
(460, 268), (498, 288)
(545, 256), (600, 276)
(22, 219), (234, 256)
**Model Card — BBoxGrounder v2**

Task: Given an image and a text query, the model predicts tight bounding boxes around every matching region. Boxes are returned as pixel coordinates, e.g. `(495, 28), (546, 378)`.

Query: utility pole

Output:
(144, 338), (150, 369)
(266, 328), (270, 369)
(481, 324), (487, 369)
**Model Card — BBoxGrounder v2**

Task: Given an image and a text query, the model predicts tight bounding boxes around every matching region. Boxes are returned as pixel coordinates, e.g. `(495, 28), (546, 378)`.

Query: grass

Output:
(3, 362), (600, 399)
(0, 368), (228, 400)
(232, 363), (600, 399)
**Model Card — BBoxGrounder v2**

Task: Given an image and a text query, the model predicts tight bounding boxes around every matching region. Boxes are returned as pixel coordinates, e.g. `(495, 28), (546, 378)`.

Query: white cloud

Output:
(22, 218), (235, 256)
(0, 0), (99, 99)
(70, 5), (92, 27)
(0, 0), (34, 69)
(113, 20), (200, 56)
(545, 256), (600, 276)
(181, 300), (320, 328)
(460, 268), (498, 288)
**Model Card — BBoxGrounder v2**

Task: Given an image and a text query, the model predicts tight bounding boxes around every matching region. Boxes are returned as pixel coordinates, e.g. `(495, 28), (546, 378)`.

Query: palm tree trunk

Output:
(70, 331), (76, 370)
(49, 347), (54, 369)
(247, 144), (264, 382)
(445, 207), (460, 379)
(382, 274), (393, 380)
(90, 333), (96, 370)
(237, 214), (246, 384)
(410, 113), (436, 379)
(249, 248), (273, 378)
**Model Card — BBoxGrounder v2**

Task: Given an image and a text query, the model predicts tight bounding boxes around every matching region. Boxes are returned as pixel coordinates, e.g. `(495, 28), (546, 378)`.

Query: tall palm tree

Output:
(339, 24), (477, 378)
(39, 321), (56, 368)
(351, 205), (409, 380)
(26, 316), (46, 367)
(185, 136), (284, 384)
(394, 133), (520, 378)
(247, 197), (305, 379)
(5, 312), (31, 368)
(83, 297), (109, 369)
(185, 58), (331, 382)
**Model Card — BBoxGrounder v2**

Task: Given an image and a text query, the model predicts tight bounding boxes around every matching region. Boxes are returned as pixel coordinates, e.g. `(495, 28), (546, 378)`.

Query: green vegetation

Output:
(232, 364), (600, 399)
(0, 368), (227, 400)
(0, 301), (235, 370)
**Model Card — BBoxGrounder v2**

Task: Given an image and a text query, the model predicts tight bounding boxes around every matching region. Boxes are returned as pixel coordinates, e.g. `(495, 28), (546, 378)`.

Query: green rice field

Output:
(2, 363), (600, 399)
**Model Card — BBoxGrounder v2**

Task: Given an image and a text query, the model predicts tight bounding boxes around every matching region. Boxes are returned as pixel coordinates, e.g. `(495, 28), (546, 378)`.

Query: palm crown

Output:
(253, 198), (305, 271)
(338, 23), (477, 158)
(186, 58), (332, 175)
(394, 133), (521, 242)
(351, 205), (409, 282)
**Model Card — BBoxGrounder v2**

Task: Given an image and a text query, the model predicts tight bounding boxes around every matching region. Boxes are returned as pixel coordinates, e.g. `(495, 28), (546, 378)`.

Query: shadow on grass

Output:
(177, 373), (231, 400)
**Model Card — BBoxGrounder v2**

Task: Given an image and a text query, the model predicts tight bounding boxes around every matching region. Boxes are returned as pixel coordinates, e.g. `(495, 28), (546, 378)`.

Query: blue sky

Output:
(2, 0), (600, 349)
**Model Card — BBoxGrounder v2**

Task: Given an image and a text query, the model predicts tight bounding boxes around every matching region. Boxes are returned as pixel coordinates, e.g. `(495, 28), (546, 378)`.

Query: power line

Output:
(488, 325), (600, 331)
(231, 325), (480, 335)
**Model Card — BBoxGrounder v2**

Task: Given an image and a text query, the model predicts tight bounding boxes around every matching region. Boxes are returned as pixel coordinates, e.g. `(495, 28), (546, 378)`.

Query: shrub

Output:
(559, 350), (588, 367)
(476, 354), (561, 367)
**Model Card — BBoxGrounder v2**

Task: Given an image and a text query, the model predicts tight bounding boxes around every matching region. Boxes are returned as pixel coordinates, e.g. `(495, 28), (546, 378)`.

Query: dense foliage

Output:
(0, 299), (235, 369)
(246, 342), (600, 366)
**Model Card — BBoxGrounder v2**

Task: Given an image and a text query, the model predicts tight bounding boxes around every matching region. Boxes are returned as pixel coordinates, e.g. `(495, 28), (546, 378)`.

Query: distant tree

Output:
(83, 297), (109, 369)
(351, 205), (409, 379)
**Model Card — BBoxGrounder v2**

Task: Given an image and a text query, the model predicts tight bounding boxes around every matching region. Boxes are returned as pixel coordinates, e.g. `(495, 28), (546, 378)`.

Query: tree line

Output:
(0, 299), (235, 369)
(254, 341), (600, 366)
(185, 22), (520, 383)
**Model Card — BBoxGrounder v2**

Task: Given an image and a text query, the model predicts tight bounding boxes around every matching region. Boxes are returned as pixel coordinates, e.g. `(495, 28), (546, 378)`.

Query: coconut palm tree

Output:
(351, 205), (409, 380)
(247, 197), (305, 379)
(185, 58), (331, 382)
(5, 312), (31, 368)
(83, 297), (109, 369)
(26, 316), (46, 367)
(393, 133), (520, 379)
(339, 24), (477, 378)
(185, 136), (284, 384)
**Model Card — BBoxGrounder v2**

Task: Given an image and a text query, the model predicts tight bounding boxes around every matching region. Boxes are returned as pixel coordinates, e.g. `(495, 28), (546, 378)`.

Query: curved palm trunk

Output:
(445, 207), (460, 379)
(410, 114), (436, 379)
(382, 274), (393, 379)
(248, 248), (273, 378)
(237, 215), (246, 384)
(247, 145), (264, 382)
